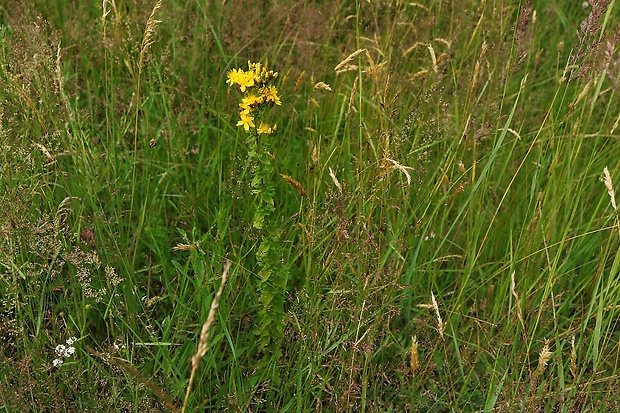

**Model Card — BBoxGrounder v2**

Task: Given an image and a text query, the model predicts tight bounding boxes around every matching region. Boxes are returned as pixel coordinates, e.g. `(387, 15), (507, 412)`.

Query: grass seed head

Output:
(570, 335), (579, 379)
(410, 336), (420, 375)
(313, 81), (332, 92)
(601, 166), (616, 211)
(329, 167), (342, 195)
(139, 0), (163, 71)
(334, 48), (366, 73)
(281, 174), (308, 198)
(536, 340), (552, 377)
(430, 290), (444, 340)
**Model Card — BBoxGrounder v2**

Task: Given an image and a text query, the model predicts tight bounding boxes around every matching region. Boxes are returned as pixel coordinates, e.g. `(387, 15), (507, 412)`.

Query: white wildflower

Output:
(53, 336), (78, 365)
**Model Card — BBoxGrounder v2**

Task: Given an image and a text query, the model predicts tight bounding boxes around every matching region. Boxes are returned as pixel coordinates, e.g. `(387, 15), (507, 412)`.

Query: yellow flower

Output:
(239, 104), (251, 115)
(240, 94), (260, 112)
(236, 112), (255, 131)
(261, 85), (281, 106)
(238, 71), (256, 92)
(257, 122), (275, 135)
(228, 62), (280, 133)
(226, 69), (242, 87)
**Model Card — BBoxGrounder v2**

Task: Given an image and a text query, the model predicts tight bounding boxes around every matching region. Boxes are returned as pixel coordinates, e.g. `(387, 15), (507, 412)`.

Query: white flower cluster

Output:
(53, 336), (77, 367)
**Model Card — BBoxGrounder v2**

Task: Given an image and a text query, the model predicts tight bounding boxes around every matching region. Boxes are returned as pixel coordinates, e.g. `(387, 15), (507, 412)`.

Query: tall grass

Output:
(1, 0), (620, 411)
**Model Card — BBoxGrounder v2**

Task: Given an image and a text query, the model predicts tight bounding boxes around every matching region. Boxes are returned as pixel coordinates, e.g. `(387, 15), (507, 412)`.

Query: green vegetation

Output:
(2, 0), (620, 411)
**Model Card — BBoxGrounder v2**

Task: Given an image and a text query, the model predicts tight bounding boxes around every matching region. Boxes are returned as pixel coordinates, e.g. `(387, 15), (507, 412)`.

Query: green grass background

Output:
(2, 0), (620, 411)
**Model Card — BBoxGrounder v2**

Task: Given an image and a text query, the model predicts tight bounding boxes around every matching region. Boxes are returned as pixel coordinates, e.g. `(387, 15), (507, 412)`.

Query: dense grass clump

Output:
(2, 0), (620, 411)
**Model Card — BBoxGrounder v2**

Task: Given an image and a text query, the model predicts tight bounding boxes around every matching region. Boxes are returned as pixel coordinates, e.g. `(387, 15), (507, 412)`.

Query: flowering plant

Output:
(52, 336), (77, 367)
(227, 62), (281, 134)
(227, 61), (287, 367)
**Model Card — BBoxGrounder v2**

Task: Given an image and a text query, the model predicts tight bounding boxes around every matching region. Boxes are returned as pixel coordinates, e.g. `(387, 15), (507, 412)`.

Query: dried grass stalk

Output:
(182, 260), (231, 413)
(139, 0), (163, 71)
(403, 41), (427, 56)
(281, 174), (308, 198)
(55, 41), (73, 122)
(601, 166), (616, 211)
(334, 48), (366, 73)
(385, 158), (414, 185)
(601, 166), (620, 237)
(134, 0), (163, 154)
(346, 75), (359, 119)
(430, 290), (444, 340)
(570, 335), (578, 379)
(101, 0), (120, 42)
(329, 167), (342, 195)
(295, 71), (305, 90)
(172, 243), (198, 251)
(427, 44), (438, 73)
(313, 81), (332, 92)
(410, 69), (428, 81)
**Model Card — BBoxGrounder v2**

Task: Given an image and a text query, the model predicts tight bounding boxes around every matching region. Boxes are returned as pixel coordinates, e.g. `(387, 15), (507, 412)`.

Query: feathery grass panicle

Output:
(329, 167), (343, 195)
(182, 260), (231, 413)
(536, 340), (552, 377)
(191, 260), (231, 368)
(130, 0), (163, 226)
(130, 0), (163, 150)
(385, 158), (414, 185)
(601, 166), (616, 211)
(430, 290), (444, 340)
(101, 0), (120, 43)
(334, 48), (366, 73)
(134, 0), (163, 145)
(530, 339), (553, 407)
(601, 166), (620, 237)
(139, 0), (163, 71)
(313, 81), (332, 92)
(427, 44), (438, 74)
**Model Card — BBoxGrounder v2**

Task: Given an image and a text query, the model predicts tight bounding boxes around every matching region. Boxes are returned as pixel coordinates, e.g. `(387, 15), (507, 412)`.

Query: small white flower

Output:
(53, 359), (63, 367)
(54, 337), (78, 359)
(55, 344), (67, 357)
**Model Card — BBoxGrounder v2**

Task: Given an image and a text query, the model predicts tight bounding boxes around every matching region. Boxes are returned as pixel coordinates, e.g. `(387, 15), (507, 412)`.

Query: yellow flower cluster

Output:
(227, 61), (281, 134)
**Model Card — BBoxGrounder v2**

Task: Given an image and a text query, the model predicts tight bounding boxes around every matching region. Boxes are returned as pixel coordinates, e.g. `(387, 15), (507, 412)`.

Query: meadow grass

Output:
(2, 0), (620, 411)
